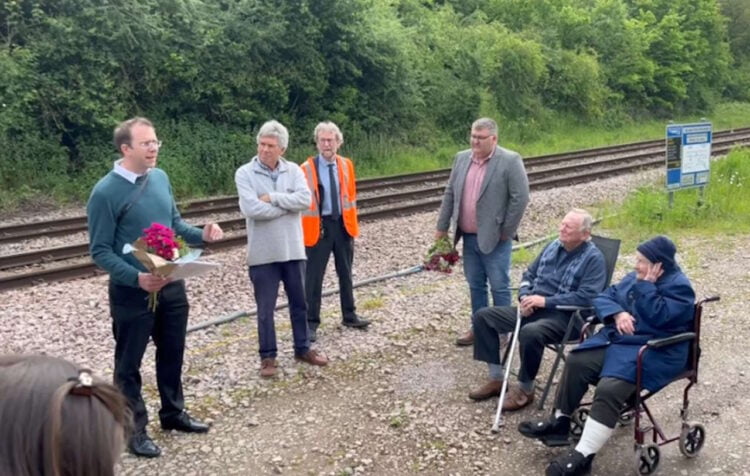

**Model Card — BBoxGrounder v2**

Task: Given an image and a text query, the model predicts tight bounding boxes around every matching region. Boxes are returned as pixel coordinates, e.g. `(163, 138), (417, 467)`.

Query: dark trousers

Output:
(305, 217), (356, 328)
(249, 260), (309, 359)
(555, 347), (637, 428)
(472, 306), (576, 383)
(108, 280), (189, 433)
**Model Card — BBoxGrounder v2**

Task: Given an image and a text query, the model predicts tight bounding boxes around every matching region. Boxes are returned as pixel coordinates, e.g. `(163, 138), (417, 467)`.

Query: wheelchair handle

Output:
(699, 295), (720, 305)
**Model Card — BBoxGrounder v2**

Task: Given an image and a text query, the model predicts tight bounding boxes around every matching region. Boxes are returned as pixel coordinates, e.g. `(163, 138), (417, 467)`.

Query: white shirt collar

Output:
(113, 159), (149, 184)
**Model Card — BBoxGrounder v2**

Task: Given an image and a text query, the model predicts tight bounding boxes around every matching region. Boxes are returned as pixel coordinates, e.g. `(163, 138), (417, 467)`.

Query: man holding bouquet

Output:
(436, 117), (530, 346)
(87, 117), (223, 458)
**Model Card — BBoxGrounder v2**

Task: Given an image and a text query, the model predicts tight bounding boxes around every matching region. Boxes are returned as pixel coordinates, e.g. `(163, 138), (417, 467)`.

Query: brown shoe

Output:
(469, 379), (503, 401)
(455, 330), (474, 346)
(502, 386), (534, 411)
(295, 349), (328, 367)
(259, 358), (277, 378)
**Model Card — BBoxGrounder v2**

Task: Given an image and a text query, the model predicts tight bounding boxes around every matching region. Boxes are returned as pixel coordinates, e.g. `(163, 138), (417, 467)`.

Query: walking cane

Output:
(491, 306), (523, 433)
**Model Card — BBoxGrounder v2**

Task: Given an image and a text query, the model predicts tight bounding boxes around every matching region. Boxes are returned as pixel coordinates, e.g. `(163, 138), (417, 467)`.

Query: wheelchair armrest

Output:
(555, 305), (592, 312)
(646, 332), (696, 349)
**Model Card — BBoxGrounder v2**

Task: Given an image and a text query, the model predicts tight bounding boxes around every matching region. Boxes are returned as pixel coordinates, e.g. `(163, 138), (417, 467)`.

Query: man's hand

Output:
(259, 194), (271, 203)
(614, 311), (636, 335)
(202, 223), (224, 242)
(138, 272), (170, 293)
(643, 262), (663, 283)
(519, 295), (545, 317)
(435, 230), (447, 240)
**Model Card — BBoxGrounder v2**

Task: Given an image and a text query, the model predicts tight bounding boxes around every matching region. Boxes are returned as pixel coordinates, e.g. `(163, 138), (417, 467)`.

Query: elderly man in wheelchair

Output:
(518, 235), (698, 476)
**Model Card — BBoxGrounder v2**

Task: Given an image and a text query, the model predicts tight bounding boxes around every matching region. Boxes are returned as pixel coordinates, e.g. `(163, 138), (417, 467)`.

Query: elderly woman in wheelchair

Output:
(518, 235), (698, 475)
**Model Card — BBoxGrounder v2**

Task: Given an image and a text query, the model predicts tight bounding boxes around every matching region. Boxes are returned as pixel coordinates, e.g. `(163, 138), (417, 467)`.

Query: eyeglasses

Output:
(132, 140), (163, 150)
(470, 134), (493, 142)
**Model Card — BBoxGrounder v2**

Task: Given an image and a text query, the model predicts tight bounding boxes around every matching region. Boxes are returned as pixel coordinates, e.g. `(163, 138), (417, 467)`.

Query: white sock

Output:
(554, 409), (569, 420)
(575, 417), (614, 457)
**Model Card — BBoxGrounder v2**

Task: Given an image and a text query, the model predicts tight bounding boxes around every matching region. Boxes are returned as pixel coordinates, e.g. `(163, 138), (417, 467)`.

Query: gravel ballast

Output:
(3, 168), (748, 475)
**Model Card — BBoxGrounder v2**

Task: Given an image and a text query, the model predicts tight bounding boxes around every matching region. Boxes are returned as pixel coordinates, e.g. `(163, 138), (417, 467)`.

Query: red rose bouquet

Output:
(423, 236), (460, 273)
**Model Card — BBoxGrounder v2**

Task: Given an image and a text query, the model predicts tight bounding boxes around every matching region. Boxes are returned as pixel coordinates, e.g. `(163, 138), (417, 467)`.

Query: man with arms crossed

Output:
(235, 120), (329, 378)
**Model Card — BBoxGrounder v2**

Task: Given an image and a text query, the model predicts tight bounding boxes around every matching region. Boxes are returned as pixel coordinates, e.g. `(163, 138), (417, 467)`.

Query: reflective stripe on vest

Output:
(300, 156), (359, 246)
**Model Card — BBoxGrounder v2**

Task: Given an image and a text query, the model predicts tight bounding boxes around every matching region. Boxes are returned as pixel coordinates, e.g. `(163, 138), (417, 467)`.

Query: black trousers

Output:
(555, 347), (637, 428)
(305, 216), (356, 328)
(108, 280), (189, 433)
(473, 306), (576, 383)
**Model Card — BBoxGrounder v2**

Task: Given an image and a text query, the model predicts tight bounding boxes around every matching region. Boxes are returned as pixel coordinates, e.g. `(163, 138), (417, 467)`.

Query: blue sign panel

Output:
(665, 122), (712, 190)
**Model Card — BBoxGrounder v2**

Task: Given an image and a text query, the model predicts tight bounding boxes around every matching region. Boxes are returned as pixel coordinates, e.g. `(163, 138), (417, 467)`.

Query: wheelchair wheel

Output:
(634, 443), (661, 475)
(679, 422), (706, 458)
(570, 408), (589, 440)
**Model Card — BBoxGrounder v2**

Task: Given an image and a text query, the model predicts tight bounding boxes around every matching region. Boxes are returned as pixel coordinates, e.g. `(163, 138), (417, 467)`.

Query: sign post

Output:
(665, 122), (712, 207)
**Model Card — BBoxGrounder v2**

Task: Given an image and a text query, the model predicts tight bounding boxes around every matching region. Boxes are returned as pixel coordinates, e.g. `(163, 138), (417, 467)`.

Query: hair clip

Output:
(68, 369), (94, 396)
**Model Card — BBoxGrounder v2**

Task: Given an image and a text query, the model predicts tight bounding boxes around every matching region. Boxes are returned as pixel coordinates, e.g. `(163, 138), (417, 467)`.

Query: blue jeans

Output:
(248, 260), (309, 359)
(462, 234), (512, 316)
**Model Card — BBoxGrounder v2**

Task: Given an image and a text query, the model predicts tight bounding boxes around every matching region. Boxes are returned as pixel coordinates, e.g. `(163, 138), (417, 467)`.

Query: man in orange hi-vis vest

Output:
(300, 122), (369, 342)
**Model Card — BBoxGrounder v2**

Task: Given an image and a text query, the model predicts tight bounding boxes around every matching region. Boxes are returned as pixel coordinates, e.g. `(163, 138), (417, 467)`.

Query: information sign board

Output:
(665, 122), (712, 190)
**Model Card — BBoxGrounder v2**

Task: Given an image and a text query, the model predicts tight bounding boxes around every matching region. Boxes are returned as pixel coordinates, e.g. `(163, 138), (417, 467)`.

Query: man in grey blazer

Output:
(436, 117), (530, 346)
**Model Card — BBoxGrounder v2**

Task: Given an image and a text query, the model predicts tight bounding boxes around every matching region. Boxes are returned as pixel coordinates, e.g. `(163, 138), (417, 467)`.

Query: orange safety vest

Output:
(300, 155), (359, 247)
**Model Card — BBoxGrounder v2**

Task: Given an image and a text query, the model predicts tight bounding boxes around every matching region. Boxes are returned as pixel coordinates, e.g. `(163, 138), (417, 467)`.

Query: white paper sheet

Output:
(165, 260), (221, 280)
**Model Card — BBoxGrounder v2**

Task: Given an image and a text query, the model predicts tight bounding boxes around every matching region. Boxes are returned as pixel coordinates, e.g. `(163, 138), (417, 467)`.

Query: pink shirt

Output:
(458, 153), (492, 234)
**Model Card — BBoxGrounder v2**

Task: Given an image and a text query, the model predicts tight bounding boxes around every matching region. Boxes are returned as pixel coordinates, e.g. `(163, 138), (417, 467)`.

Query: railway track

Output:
(2, 127), (748, 245)
(1, 129), (748, 291)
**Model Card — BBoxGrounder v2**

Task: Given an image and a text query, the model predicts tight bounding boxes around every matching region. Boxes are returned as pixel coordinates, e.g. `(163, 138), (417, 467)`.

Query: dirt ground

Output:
(112, 232), (750, 476)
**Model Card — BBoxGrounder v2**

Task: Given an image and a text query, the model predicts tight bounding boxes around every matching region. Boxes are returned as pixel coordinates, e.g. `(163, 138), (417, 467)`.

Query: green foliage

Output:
(609, 148), (750, 236)
(0, 0), (747, 209)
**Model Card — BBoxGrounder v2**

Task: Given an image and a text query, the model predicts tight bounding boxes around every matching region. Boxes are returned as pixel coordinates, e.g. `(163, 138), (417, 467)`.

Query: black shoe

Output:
(161, 411), (210, 433)
(519, 416), (571, 447)
(546, 450), (594, 476)
(342, 315), (370, 329)
(309, 327), (318, 342)
(128, 431), (161, 458)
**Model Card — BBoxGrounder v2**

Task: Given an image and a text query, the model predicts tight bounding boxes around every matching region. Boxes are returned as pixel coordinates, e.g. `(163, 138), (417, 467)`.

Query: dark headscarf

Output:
(637, 235), (679, 272)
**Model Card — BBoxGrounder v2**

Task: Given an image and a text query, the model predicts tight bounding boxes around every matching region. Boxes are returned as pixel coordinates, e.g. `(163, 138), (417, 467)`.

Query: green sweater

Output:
(86, 168), (203, 287)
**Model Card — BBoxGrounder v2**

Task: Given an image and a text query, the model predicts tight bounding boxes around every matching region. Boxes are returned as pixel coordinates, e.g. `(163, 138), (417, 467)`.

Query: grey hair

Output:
(256, 120), (289, 149)
(471, 117), (498, 136)
(314, 121), (344, 145)
(570, 208), (594, 232)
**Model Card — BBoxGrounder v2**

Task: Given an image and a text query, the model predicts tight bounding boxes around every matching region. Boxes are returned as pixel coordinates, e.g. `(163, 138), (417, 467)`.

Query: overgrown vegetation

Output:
(1, 0), (749, 210)
(608, 147), (750, 239)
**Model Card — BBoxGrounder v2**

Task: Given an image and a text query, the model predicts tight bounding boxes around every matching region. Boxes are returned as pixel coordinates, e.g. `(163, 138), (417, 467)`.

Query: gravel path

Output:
(6, 167), (748, 475)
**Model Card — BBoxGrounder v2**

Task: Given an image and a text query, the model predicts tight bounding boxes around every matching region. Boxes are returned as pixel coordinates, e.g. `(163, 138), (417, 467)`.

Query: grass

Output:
(359, 296), (386, 311)
(335, 101), (750, 179)
(503, 102), (750, 158)
(1, 102), (749, 213)
(598, 147), (750, 251)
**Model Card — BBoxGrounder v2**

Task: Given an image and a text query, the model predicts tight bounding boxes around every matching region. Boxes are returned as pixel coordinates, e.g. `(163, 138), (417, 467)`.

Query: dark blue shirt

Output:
(519, 240), (607, 308)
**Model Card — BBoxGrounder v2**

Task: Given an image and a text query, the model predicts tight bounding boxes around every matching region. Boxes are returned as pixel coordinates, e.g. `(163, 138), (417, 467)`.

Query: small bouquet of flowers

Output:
(123, 223), (218, 311)
(423, 236), (460, 273)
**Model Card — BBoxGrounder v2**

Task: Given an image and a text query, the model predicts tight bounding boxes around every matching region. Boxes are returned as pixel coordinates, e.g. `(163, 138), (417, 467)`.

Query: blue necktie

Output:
(328, 163), (340, 218)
